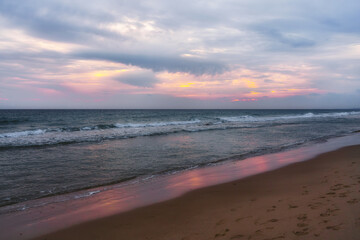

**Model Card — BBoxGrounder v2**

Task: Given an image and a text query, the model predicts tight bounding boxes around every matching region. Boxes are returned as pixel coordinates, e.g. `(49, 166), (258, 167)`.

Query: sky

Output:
(0, 0), (359, 109)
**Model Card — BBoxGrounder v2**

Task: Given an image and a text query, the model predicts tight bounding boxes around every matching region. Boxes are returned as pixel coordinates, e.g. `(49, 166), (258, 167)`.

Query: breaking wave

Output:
(0, 111), (359, 148)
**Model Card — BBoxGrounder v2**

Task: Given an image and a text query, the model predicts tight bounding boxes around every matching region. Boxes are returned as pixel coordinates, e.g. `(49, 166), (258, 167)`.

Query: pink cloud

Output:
(232, 98), (258, 102)
(37, 88), (63, 96)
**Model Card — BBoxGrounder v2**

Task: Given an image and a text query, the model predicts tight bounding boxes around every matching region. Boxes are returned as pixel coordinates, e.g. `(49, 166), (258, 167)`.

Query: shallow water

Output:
(0, 109), (360, 207)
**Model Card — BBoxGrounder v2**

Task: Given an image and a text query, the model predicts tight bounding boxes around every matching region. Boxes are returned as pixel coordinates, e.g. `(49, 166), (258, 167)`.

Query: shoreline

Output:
(35, 144), (360, 240)
(0, 133), (360, 239)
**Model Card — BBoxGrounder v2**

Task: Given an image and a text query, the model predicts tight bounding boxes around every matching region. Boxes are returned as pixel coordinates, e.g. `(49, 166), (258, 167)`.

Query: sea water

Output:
(0, 109), (359, 208)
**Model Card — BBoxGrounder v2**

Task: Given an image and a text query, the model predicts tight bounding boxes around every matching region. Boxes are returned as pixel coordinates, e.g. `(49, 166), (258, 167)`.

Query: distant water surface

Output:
(0, 109), (359, 207)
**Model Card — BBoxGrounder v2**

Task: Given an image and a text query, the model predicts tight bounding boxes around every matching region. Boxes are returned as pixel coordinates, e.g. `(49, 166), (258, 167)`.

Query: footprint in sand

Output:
(292, 228), (309, 236)
(295, 213), (310, 235)
(235, 216), (252, 222)
(263, 235), (285, 240)
(214, 228), (230, 238)
(297, 222), (308, 227)
(338, 192), (348, 198)
(326, 223), (342, 230)
(267, 205), (277, 212)
(330, 183), (343, 191)
(229, 234), (244, 239)
(216, 219), (226, 226)
(326, 192), (336, 196)
(297, 214), (307, 221)
(347, 198), (359, 204)
(320, 208), (339, 217)
(302, 190), (309, 195)
(256, 218), (279, 226)
(308, 202), (322, 209)
(288, 204), (298, 209)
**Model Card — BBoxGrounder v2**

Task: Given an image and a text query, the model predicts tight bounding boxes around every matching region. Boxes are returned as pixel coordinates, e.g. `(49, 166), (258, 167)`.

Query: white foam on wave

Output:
(0, 129), (46, 138)
(219, 111), (360, 123)
(74, 190), (101, 199)
(0, 120), (200, 140)
(0, 120), (204, 147)
(114, 119), (201, 128)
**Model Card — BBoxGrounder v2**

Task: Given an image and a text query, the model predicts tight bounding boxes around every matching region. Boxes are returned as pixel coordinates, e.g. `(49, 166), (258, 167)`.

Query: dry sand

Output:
(35, 145), (360, 240)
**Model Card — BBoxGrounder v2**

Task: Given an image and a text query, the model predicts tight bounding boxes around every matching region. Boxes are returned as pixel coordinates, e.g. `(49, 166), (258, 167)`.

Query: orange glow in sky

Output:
(1, 1), (359, 108)
(34, 62), (326, 103)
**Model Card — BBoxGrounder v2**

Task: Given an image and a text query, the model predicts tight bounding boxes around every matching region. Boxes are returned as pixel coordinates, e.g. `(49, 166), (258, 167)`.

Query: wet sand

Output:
(34, 145), (360, 240)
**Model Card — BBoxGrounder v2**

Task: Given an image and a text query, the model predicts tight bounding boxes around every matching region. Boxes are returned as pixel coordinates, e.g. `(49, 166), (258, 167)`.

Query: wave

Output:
(114, 119), (201, 128)
(219, 111), (360, 123)
(0, 111), (359, 148)
(0, 129), (46, 138)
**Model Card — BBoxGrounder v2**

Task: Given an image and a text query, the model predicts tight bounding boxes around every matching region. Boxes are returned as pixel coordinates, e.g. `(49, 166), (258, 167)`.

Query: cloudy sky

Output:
(0, 0), (359, 109)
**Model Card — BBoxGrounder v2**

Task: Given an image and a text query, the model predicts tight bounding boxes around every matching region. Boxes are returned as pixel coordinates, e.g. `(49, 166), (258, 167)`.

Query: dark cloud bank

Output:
(75, 52), (227, 75)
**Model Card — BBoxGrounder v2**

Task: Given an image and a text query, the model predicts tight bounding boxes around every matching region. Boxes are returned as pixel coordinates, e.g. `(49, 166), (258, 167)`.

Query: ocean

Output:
(0, 109), (360, 209)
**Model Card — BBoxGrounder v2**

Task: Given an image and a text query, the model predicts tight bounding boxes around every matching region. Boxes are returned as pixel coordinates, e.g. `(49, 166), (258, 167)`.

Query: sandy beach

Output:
(33, 145), (360, 240)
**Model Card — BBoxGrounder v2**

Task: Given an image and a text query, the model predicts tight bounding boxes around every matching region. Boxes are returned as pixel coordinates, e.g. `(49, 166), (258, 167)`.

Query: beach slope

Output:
(35, 145), (360, 240)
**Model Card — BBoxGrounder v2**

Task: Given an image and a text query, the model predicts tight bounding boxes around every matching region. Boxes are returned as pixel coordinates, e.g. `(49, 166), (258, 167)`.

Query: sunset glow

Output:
(0, 0), (359, 108)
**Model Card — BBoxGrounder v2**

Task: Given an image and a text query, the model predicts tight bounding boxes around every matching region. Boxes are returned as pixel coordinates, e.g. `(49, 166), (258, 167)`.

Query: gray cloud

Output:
(263, 79), (275, 83)
(75, 51), (227, 75)
(115, 70), (159, 87)
(0, 0), (124, 43)
(0, 50), (72, 84)
(1, 0), (359, 47)
(253, 26), (316, 49)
